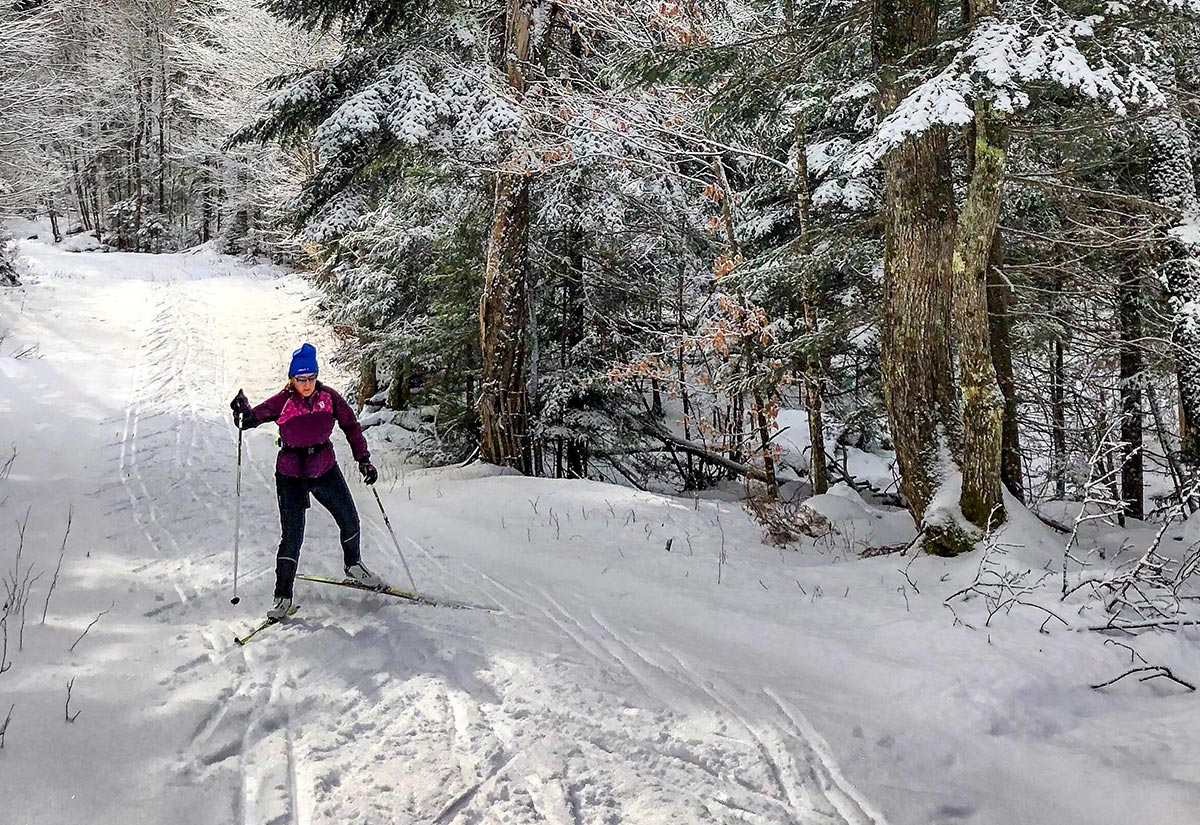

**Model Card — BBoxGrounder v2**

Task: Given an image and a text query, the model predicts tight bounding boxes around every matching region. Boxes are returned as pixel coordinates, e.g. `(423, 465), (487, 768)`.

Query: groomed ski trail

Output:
(1, 240), (886, 825)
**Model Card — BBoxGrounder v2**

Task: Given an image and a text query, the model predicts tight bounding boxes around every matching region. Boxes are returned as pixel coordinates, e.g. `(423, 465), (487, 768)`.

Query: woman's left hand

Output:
(358, 460), (378, 485)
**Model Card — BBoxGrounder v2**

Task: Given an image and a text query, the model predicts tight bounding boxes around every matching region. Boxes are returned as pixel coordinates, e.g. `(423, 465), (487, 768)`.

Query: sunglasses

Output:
(293, 374), (318, 384)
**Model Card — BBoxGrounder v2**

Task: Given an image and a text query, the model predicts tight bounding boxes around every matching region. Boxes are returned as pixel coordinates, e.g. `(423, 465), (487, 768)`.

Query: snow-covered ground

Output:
(1, 234), (1198, 824)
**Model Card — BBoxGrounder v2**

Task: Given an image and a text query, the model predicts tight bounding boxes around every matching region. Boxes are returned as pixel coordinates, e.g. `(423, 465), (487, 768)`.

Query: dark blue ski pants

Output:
(275, 464), (361, 598)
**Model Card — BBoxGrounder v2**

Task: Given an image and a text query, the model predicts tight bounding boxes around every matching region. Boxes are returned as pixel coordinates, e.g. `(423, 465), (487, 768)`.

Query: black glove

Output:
(230, 389), (255, 430)
(358, 459), (378, 486)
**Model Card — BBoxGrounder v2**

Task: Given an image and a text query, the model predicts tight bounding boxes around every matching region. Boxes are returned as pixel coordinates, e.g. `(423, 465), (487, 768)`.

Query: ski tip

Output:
(234, 636), (246, 646)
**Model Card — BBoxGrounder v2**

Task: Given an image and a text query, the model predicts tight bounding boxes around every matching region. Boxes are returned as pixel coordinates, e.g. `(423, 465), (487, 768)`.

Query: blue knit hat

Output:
(288, 343), (319, 376)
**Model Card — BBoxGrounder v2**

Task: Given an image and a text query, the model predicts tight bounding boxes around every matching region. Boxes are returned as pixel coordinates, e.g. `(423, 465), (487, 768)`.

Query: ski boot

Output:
(266, 597), (294, 621)
(344, 562), (383, 589)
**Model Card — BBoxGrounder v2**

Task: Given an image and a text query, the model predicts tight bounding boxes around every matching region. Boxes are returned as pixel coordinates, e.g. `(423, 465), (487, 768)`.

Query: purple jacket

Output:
(247, 383), (370, 479)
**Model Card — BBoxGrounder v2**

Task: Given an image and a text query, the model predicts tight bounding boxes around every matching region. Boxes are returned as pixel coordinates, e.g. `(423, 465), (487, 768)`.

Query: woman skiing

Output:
(230, 343), (381, 619)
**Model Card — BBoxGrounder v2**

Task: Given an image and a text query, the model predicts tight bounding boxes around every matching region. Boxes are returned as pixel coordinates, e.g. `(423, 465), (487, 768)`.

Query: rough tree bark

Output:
(874, 0), (1010, 554)
(874, 0), (962, 552)
(479, 0), (535, 473)
(953, 90), (1008, 531)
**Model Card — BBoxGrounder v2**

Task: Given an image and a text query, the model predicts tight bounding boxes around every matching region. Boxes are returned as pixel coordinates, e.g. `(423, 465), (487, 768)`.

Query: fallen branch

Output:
(1031, 509), (1071, 534)
(1090, 666), (1195, 692)
(1087, 618), (1200, 632)
(824, 452), (905, 507)
(643, 421), (769, 483)
(860, 543), (907, 558)
(598, 452), (648, 491)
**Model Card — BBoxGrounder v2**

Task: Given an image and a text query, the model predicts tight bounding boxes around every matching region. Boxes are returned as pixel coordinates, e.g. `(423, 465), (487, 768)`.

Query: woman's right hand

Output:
(230, 389), (255, 429)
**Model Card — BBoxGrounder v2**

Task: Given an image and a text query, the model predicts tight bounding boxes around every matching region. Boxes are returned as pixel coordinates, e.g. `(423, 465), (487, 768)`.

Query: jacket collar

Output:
(286, 380), (326, 405)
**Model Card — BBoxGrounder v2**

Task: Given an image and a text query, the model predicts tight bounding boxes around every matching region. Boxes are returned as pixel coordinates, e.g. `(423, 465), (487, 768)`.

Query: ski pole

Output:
(231, 426), (243, 605)
(372, 488), (417, 592)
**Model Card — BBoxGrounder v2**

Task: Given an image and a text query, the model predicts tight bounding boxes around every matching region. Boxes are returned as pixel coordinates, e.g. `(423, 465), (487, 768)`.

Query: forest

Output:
(5, 0), (1200, 557)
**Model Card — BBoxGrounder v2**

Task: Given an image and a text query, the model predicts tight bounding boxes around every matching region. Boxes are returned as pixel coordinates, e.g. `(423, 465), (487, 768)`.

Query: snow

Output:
(1172, 216), (1200, 249)
(774, 408), (900, 494)
(1, 235), (1199, 823)
(846, 11), (1166, 171)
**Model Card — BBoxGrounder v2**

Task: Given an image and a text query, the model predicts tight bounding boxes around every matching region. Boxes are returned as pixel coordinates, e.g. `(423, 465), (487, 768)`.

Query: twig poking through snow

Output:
(715, 503), (726, 584)
(899, 567), (921, 595)
(41, 504), (72, 624)
(65, 678), (81, 722)
(69, 601), (114, 653)
(0, 702), (12, 746)
(4, 507), (41, 652)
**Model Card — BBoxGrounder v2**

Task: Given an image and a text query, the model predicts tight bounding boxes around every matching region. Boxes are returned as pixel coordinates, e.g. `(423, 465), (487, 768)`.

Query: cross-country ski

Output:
(296, 573), (496, 611)
(234, 605), (301, 646)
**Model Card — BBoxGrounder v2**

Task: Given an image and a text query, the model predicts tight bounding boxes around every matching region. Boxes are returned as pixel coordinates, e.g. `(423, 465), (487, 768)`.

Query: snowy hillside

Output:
(1, 237), (1198, 824)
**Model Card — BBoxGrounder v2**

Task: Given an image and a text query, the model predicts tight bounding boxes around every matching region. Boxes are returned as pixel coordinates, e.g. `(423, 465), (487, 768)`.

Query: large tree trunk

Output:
(953, 93), (1007, 531)
(877, 128), (958, 535)
(479, 162), (532, 474)
(874, 0), (962, 551)
(478, 0), (536, 473)
(478, 161), (533, 472)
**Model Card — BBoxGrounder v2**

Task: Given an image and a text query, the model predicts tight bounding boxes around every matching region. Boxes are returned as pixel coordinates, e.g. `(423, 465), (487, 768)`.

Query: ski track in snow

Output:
(1, 243), (886, 825)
